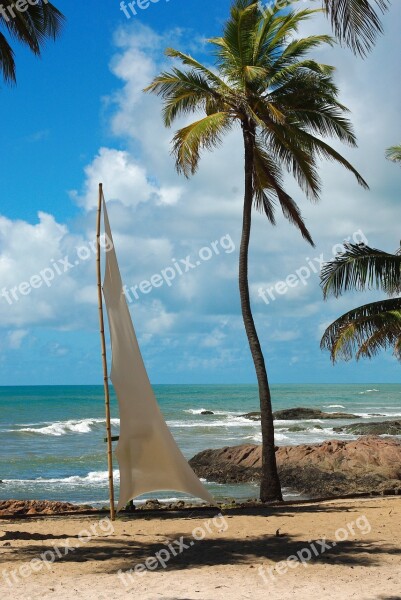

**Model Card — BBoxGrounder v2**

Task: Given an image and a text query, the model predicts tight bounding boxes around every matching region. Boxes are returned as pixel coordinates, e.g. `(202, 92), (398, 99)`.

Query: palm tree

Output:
(145, 0), (367, 501)
(386, 144), (401, 163)
(0, 0), (64, 84)
(321, 243), (401, 362)
(319, 0), (391, 56)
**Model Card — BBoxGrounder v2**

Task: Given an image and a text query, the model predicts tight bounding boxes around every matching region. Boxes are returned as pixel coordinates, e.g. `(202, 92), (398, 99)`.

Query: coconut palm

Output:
(386, 144), (401, 164)
(320, 0), (391, 56)
(321, 243), (401, 362)
(0, 0), (64, 84)
(145, 0), (367, 501)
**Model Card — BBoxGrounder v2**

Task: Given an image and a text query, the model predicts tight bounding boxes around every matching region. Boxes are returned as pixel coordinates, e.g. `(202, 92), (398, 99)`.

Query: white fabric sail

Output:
(102, 200), (214, 511)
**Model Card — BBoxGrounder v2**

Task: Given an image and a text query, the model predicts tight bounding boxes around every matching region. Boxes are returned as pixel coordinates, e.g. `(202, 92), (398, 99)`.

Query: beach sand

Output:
(0, 496), (400, 599)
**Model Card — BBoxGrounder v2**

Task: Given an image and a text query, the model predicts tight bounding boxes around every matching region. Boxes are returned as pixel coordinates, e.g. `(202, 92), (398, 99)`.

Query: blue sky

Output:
(0, 0), (400, 385)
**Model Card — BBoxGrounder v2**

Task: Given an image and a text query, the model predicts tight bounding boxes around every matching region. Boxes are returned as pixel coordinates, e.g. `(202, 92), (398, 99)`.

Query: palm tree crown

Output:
(146, 1), (367, 243)
(321, 243), (401, 361)
(0, 0), (64, 84)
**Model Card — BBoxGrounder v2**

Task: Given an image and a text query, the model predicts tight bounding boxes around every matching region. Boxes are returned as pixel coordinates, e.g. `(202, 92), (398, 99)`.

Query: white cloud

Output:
(270, 329), (301, 342)
(72, 147), (166, 210)
(201, 328), (227, 348)
(7, 329), (28, 349)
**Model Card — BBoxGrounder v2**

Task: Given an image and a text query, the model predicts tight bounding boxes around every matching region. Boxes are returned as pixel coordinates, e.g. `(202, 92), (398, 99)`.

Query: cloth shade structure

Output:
(102, 199), (214, 511)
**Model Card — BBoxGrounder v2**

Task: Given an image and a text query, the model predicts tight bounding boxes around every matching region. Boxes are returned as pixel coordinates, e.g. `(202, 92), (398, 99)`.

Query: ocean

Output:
(1, 384), (400, 507)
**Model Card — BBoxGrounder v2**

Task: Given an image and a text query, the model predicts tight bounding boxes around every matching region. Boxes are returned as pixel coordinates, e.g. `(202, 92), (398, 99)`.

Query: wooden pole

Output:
(97, 182), (116, 521)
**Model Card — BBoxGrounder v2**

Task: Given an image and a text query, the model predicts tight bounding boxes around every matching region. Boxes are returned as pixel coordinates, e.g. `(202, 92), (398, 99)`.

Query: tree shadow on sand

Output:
(3, 531), (400, 573)
(0, 530), (80, 541)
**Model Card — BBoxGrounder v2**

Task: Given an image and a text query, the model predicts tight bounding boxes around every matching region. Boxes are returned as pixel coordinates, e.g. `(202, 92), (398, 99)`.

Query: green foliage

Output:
(0, 0), (64, 84)
(386, 144), (401, 164)
(321, 243), (401, 362)
(321, 0), (391, 56)
(321, 243), (401, 298)
(145, 0), (367, 245)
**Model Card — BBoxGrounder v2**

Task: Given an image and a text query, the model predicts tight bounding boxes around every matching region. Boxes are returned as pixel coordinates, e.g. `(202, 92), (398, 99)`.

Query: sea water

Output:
(1, 384), (400, 506)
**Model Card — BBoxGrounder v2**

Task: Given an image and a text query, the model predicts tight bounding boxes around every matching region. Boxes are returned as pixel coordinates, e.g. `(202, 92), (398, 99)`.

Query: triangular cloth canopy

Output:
(102, 200), (214, 511)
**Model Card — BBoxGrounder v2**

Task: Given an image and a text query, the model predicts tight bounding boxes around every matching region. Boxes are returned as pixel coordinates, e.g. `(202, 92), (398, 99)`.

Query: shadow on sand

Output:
(2, 529), (400, 573)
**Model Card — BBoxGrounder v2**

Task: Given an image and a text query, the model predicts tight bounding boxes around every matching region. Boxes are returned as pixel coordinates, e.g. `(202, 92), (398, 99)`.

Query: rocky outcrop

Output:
(240, 408), (361, 421)
(189, 436), (401, 497)
(0, 500), (96, 517)
(240, 412), (262, 421)
(334, 420), (401, 435)
(201, 411), (214, 415)
(274, 407), (361, 420)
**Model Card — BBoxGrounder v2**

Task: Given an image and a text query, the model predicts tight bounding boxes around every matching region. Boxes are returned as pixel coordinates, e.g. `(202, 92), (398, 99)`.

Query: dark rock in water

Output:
(189, 436), (401, 497)
(334, 420), (401, 435)
(273, 407), (360, 420)
(240, 408), (359, 422)
(201, 410), (214, 415)
(287, 424), (323, 432)
(240, 412), (261, 421)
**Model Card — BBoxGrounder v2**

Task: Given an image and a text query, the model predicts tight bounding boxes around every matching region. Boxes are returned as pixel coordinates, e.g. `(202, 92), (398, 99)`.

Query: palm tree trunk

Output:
(240, 122), (283, 502)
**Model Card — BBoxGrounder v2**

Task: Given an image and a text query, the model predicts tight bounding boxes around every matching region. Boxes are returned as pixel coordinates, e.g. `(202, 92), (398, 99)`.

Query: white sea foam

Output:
(246, 431), (288, 443)
(168, 416), (259, 429)
(359, 389), (380, 394)
(354, 412), (401, 418)
(324, 405), (345, 409)
(16, 418), (120, 436)
(184, 408), (244, 416)
(3, 469), (120, 485)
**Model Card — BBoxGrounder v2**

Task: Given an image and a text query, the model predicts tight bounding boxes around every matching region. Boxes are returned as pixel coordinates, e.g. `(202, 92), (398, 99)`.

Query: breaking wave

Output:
(13, 418), (120, 436)
(3, 470), (120, 486)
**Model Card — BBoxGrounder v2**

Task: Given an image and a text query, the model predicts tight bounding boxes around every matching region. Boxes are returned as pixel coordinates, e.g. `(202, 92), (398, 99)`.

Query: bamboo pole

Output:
(97, 182), (116, 521)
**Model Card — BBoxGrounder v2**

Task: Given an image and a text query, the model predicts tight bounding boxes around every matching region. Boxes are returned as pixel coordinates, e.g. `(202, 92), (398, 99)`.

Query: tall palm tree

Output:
(0, 0), (64, 84)
(320, 0), (391, 56)
(321, 243), (401, 361)
(386, 144), (401, 164)
(145, 0), (367, 501)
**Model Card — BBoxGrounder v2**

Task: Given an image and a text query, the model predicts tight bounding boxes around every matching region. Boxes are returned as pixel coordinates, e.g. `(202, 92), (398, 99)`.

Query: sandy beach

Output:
(1, 496), (400, 600)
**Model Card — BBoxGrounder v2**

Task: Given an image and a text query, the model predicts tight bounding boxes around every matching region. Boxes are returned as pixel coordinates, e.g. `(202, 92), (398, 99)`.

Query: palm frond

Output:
(321, 243), (401, 298)
(0, 0), (64, 83)
(394, 335), (401, 360)
(321, 298), (401, 362)
(145, 68), (222, 127)
(163, 48), (233, 96)
(386, 144), (401, 164)
(0, 32), (15, 83)
(321, 0), (391, 56)
(211, 0), (259, 77)
(262, 123), (323, 200)
(253, 139), (314, 245)
(172, 112), (232, 177)
(286, 127), (368, 190)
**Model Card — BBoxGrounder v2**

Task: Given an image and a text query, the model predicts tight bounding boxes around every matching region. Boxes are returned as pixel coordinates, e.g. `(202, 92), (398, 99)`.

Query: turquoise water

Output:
(1, 384), (400, 506)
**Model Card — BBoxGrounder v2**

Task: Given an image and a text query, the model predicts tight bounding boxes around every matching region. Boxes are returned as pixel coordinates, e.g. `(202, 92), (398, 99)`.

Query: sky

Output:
(0, 0), (400, 386)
